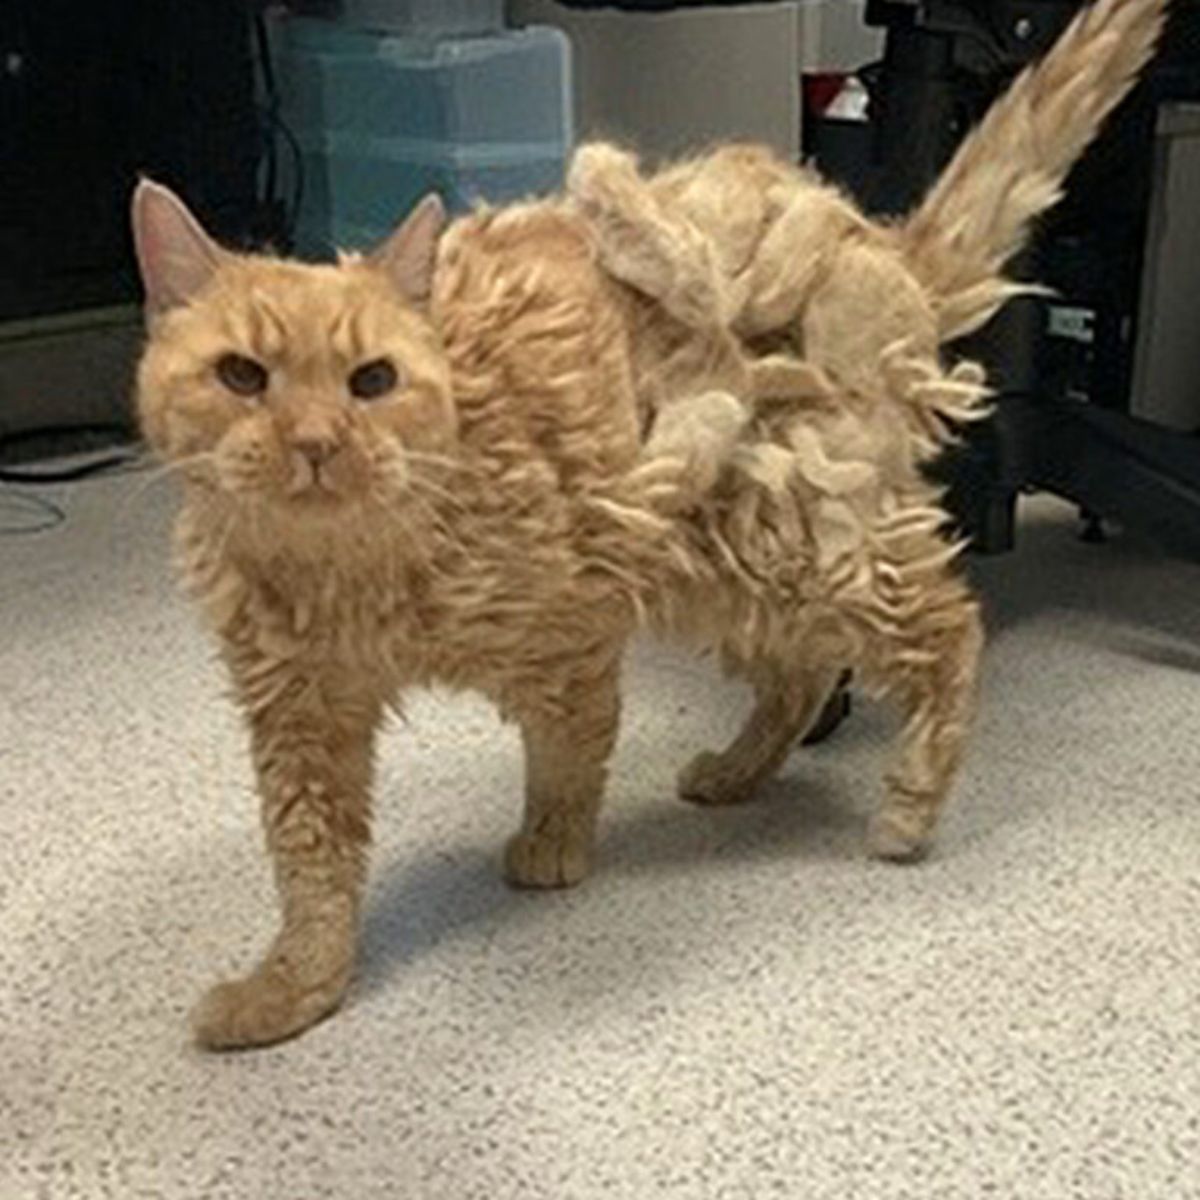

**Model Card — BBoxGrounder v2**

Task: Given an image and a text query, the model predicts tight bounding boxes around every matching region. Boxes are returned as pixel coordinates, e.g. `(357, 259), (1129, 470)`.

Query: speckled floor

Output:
(2, 472), (1198, 1200)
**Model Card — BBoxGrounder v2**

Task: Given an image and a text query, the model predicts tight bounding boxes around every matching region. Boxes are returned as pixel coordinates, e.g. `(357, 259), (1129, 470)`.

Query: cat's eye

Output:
(216, 353), (269, 397)
(349, 358), (400, 401)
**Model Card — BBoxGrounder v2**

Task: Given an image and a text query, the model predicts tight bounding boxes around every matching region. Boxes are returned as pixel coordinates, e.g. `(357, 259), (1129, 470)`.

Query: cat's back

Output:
(433, 200), (608, 352)
(432, 200), (641, 486)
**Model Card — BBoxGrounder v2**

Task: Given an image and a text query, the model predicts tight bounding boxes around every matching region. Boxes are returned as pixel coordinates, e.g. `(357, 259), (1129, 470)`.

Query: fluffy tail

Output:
(902, 0), (1168, 341)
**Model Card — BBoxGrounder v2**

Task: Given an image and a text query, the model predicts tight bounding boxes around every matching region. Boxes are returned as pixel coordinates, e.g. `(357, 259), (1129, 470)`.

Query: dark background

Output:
(0, 0), (261, 323)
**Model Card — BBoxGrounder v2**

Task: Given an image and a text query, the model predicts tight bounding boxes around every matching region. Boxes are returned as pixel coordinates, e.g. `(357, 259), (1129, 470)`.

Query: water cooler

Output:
(272, 0), (573, 258)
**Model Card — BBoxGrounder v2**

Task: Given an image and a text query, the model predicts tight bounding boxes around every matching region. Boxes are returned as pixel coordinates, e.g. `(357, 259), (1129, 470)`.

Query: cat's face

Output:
(133, 184), (454, 518)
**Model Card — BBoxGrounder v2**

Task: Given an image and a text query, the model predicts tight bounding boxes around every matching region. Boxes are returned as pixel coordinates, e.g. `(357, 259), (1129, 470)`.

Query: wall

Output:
(509, 1), (801, 160)
(798, 0), (883, 71)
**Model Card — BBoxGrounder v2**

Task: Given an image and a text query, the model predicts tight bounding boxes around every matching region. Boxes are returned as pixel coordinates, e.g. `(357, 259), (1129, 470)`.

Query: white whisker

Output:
(401, 484), (481, 568)
(115, 451), (216, 512)
(407, 473), (467, 512)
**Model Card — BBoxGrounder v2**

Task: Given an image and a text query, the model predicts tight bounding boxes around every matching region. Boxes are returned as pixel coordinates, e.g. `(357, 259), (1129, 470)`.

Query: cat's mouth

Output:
(277, 440), (380, 507)
(210, 429), (403, 514)
(286, 454), (341, 499)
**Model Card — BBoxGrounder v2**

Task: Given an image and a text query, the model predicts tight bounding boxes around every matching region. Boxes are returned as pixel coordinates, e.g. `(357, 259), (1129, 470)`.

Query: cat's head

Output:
(132, 182), (454, 518)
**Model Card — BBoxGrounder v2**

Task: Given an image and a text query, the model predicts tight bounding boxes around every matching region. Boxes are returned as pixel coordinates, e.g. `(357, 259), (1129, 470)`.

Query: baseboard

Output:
(0, 307), (143, 454)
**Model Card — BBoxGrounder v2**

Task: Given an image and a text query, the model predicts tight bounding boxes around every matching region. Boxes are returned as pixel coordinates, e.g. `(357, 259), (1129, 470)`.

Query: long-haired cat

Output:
(567, 0), (1167, 456)
(133, 182), (984, 1049)
(130, 0), (1161, 1050)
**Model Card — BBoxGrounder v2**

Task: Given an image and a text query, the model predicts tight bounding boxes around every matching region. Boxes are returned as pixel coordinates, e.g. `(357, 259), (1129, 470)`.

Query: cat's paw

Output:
(866, 810), (933, 864)
(191, 965), (347, 1050)
(504, 829), (592, 889)
(677, 751), (760, 807)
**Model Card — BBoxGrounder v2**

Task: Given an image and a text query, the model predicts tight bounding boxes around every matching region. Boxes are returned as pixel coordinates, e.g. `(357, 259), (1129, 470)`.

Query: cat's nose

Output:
(293, 434), (342, 468)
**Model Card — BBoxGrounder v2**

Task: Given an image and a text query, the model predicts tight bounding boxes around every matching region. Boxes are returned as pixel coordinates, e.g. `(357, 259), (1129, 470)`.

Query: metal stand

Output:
(860, 0), (1200, 559)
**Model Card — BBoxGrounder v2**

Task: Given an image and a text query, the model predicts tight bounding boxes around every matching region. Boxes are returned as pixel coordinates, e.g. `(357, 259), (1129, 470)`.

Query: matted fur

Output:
(135, 196), (986, 1050)
(130, 0), (1167, 1049)
(568, 0), (1168, 453)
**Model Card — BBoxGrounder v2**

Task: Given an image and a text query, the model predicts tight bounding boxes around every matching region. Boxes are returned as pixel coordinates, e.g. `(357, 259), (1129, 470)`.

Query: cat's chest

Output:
(238, 506), (611, 681)
(179, 459), (631, 692)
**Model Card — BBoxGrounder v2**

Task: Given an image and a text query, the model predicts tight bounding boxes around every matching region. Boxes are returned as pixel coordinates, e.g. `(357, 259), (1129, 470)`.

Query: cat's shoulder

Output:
(432, 199), (611, 338)
(437, 200), (594, 281)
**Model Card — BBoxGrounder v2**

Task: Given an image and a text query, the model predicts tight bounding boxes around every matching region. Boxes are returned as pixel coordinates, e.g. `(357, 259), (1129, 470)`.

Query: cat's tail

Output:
(901, 0), (1168, 341)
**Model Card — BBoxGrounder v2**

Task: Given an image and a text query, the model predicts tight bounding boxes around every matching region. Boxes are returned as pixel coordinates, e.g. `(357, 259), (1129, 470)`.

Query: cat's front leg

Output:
(503, 651), (622, 889)
(192, 648), (383, 1049)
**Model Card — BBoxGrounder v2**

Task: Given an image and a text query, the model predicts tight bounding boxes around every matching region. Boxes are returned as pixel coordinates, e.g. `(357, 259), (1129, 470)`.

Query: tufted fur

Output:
(135, 175), (983, 1048)
(568, 0), (1168, 454)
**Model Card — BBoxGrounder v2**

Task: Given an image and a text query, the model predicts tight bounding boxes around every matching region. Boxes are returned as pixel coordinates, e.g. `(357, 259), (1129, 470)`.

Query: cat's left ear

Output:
(367, 194), (447, 306)
(131, 179), (228, 317)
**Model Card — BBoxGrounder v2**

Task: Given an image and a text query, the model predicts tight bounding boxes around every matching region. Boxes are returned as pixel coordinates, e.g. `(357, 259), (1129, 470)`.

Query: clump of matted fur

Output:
(132, 172), (983, 1051)
(568, 0), (1168, 454)
(587, 343), (982, 845)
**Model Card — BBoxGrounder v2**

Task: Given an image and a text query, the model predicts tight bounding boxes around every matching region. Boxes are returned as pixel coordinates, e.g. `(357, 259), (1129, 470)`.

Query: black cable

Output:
(0, 489), (66, 536)
(254, 11), (280, 117)
(255, 10), (282, 229)
(252, 8), (306, 250)
(0, 423), (140, 484)
(0, 454), (139, 484)
(272, 107), (306, 246)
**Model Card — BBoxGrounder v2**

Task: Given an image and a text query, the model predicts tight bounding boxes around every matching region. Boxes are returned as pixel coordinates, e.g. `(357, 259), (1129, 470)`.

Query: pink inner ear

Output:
(132, 180), (224, 314)
(368, 193), (448, 305)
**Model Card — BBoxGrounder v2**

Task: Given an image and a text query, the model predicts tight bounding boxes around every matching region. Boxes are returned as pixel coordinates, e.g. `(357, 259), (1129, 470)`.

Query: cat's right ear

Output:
(131, 179), (227, 317)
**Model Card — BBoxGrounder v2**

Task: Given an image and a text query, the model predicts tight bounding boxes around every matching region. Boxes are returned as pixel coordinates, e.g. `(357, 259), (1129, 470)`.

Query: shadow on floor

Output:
(359, 774), (869, 995)
(967, 498), (1200, 658)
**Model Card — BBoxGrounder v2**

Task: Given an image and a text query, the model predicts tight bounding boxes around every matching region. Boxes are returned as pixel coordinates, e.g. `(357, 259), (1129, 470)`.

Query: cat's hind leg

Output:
(503, 648), (622, 889)
(678, 663), (843, 806)
(861, 570), (983, 862)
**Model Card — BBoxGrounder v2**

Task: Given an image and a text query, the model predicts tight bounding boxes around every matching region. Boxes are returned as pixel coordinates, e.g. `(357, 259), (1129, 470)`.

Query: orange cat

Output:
(134, 186), (981, 1050)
